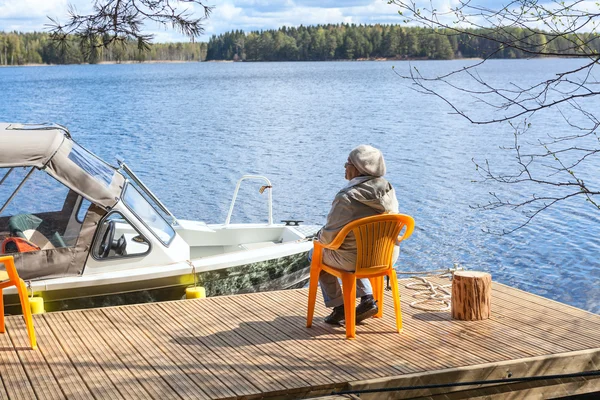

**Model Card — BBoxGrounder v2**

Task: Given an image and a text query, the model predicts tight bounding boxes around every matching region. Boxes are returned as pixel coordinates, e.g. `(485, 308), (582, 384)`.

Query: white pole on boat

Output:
(225, 175), (273, 226)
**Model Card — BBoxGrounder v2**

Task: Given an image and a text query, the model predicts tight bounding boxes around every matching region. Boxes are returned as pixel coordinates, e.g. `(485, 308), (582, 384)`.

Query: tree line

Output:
(206, 24), (600, 61)
(3, 24), (599, 65)
(0, 31), (207, 65)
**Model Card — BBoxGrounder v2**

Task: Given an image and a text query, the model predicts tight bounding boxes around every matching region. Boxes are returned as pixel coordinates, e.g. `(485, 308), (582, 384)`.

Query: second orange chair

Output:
(0, 255), (37, 349)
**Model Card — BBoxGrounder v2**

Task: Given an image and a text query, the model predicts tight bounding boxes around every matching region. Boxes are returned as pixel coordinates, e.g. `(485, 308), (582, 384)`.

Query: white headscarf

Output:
(348, 144), (386, 177)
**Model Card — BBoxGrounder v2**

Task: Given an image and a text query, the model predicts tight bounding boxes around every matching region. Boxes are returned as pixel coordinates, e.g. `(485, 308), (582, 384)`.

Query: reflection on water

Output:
(0, 60), (598, 313)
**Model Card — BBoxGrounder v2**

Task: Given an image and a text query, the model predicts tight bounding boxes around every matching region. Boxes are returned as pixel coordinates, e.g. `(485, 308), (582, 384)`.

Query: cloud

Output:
(204, 0), (403, 36)
(4, 0), (552, 40)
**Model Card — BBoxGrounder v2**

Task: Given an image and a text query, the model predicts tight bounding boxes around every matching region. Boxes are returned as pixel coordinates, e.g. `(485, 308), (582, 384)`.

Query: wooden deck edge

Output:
(329, 348), (600, 400)
(407, 375), (600, 400)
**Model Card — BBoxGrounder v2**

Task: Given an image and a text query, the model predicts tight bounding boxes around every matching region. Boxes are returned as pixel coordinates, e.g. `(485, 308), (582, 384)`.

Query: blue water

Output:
(0, 60), (598, 313)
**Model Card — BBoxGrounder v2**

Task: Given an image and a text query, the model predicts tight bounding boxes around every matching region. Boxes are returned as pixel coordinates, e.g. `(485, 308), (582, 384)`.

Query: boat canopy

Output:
(0, 123), (124, 209)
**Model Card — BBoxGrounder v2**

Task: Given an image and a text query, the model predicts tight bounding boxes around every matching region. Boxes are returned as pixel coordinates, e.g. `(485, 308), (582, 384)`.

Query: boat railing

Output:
(225, 175), (273, 226)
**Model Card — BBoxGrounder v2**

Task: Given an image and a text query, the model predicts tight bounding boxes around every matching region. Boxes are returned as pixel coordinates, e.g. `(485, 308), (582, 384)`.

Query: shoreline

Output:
(2, 56), (576, 67)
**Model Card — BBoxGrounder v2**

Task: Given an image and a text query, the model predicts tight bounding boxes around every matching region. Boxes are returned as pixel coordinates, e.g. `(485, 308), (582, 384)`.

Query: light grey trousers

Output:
(307, 249), (373, 308)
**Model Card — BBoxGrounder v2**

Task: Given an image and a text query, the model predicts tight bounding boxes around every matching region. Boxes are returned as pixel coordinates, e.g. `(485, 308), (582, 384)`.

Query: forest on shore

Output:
(2, 24), (599, 65)
(0, 32), (207, 65)
(207, 24), (600, 61)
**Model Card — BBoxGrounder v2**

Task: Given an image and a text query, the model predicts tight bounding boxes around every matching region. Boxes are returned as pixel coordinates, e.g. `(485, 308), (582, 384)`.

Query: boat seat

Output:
(239, 241), (278, 250)
(8, 214), (66, 249)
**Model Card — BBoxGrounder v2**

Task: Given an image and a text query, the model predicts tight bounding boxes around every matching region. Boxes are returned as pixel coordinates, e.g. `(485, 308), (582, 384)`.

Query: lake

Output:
(0, 59), (598, 313)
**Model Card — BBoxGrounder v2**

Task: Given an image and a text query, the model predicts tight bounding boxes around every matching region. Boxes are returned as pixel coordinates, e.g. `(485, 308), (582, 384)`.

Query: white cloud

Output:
(9, 0), (574, 40)
(0, 0), (67, 18)
(203, 0), (402, 36)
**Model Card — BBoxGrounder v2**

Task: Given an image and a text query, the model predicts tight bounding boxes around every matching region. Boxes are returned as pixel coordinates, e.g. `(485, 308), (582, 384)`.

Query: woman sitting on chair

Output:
(311, 144), (399, 325)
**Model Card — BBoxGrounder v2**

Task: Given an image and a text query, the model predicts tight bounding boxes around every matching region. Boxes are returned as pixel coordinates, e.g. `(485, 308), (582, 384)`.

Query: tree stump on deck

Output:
(451, 271), (492, 321)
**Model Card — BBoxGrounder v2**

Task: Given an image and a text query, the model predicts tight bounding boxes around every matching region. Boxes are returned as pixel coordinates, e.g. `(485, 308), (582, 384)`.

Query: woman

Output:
(314, 144), (399, 325)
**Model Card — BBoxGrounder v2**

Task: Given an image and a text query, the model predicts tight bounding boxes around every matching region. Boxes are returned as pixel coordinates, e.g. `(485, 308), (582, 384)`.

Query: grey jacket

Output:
(318, 176), (399, 271)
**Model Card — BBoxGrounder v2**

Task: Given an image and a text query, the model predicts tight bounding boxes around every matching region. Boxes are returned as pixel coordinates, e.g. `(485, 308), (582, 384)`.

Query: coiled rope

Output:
(389, 264), (463, 312)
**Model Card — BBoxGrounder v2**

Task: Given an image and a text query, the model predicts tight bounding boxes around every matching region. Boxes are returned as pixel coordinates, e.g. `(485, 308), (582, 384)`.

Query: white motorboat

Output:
(0, 123), (317, 312)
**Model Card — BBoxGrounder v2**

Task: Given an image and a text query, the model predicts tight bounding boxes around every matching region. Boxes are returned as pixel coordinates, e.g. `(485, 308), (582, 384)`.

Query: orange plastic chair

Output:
(306, 213), (415, 339)
(0, 255), (37, 349)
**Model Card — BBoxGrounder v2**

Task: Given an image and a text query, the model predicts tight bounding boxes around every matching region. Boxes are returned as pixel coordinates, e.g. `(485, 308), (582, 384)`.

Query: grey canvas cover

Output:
(11, 204), (106, 280)
(0, 123), (65, 168)
(0, 123), (123, 279)
(0, 123), (124, 209)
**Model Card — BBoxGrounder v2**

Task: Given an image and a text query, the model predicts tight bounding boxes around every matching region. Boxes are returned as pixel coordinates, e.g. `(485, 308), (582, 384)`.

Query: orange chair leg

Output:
(306, 266), (320, 328)
(341, 274), (356, 340)
(389, 270), (403, 333)
(375, 276), (384, 318)
(0, 288), (4, 333)
(16, 280), (36, 349)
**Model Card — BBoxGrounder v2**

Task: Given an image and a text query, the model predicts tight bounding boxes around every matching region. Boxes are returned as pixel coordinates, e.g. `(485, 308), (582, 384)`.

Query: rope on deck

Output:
(394, 265), (463, 312)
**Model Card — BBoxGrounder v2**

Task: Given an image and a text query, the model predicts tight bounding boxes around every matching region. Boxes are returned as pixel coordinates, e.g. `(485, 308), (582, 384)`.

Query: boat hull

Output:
(4, 250), (311, 314)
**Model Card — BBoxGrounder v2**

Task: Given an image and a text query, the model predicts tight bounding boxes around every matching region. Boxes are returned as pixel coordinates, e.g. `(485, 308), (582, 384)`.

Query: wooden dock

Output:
(1, 277), (599, 399)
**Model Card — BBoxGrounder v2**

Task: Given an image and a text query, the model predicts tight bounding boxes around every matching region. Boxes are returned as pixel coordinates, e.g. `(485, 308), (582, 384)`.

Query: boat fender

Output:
(30, 297), (45, 314)
(186, 286), (206, 299)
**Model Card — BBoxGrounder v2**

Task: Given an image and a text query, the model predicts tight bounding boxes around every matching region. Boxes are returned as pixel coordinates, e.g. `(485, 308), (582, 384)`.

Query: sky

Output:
(0, 0), (417, 42)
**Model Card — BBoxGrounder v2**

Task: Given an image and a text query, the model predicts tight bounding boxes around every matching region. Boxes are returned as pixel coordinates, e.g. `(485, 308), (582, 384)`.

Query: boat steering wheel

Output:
(99, 220), (127, 258)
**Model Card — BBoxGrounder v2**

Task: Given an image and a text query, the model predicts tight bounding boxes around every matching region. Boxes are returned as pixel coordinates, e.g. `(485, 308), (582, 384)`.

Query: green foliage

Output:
(0, 31), (208, 65)
(206, 24), (600, 61)
(3, 24), (599, 65)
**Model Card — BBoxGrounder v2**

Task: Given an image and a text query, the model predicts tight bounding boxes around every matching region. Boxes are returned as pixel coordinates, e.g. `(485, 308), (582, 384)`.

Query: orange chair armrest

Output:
(313, 239), (342, 251)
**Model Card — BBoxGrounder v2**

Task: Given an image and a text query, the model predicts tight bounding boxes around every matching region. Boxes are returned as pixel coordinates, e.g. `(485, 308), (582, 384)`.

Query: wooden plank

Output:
(0, 279), (597, 400)
(484, 296), (599, 350)
(43, 312), (125, 399)
(290, 286), (514, 368)
(277, 288), (478, 372)
(33, 316), (93, 400)
(287, 286), (507, 370)
(269, 289), (434, 375)
(212, 295), (338, 388)
(128, 301), (258, 399)
(160, 299), (291, 396)
(117, 307), (243, 398)
(83, 309), (185, 400)
(392, 279), (568, 357)
(227, 293), (362, 381)
(66, 310), (152, 399)
(5, 316), (64, 400)
(102, 305), (227, 400)
(160, 299), (285, 395)
(346, 348), (600, 400)
(186, 296), (317, 390)
(490, 292), (600, 342)
(398, 294), (571, 356)
(0, 318), (35, 400)
(492, 283), (600, 325)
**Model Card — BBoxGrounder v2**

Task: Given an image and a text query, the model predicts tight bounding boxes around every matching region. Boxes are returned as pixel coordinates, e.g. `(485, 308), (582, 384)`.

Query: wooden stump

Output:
(451, 271), (492, 321)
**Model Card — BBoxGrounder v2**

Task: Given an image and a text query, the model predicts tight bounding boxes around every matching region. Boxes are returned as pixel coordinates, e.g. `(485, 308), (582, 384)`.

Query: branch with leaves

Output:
(48, 0), (212, 57)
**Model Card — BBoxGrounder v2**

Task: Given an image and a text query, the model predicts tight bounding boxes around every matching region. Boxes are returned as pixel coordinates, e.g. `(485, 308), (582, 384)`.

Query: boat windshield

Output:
(123, 183), (175, 246)
(68, 142), (115, 188)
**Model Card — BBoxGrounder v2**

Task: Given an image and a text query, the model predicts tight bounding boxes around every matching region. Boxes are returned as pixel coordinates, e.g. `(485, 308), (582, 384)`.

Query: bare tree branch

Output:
(390, 0), (600, 233)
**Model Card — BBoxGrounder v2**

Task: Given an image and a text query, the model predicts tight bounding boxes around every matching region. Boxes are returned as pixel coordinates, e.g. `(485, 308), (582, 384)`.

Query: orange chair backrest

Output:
(332, 214), (415, 276)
